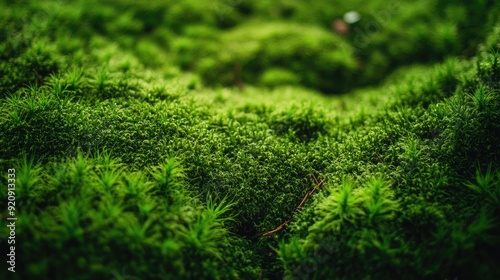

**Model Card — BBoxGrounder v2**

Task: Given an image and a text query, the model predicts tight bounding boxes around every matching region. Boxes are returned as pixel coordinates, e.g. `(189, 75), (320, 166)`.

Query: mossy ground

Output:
(1, 1), (500, 279)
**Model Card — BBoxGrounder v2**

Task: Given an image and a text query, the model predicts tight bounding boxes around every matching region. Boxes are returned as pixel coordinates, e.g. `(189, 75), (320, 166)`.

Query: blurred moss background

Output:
(2, 0), (499, 94)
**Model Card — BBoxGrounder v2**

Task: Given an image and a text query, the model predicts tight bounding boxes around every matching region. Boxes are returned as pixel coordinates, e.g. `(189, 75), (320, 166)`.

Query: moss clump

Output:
(259, 68), (301, 87)
(0, 153), (259, 279)
(190, 22), (357, 93)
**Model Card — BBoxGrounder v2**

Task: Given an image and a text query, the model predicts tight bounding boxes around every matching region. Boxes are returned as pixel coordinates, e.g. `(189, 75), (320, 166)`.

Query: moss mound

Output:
(1, 0), (500, 279)
(189, 22), (357, 93)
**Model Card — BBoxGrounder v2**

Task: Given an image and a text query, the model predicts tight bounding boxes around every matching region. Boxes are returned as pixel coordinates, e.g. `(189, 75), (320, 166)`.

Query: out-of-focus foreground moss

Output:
(0, 0), (499, 279)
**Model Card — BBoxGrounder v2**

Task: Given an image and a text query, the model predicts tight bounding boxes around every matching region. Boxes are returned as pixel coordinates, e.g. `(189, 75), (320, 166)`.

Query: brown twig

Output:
(233, 63), (245, 91)
(296, 189), (314, 210)
(312, 174), (326, 191)
(262, 175), (326, 237)
(262, 218), (294, 237)
(374, 152), (384, 163)
(33, 69), (44, 85)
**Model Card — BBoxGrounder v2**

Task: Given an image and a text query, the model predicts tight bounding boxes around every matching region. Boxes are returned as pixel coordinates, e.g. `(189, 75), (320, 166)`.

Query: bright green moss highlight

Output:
(0, 0), (500, 279)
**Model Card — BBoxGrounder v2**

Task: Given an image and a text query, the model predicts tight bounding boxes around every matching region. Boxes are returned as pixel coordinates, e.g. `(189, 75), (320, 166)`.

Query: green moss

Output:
(1, 1), (500, 279)
(193, 22), (357, 93)
(259, 68), (301, 87)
